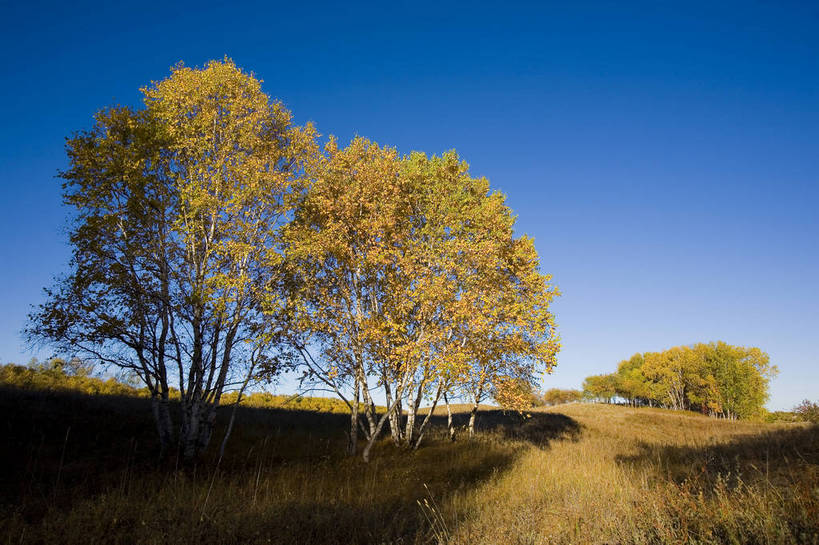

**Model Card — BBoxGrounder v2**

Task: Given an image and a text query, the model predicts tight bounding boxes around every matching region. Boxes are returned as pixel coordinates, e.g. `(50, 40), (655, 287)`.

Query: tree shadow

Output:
(615, 422), (819, 490)
(406, 408), (583, 449)
(203, 439), (522, 544)
(0, 387), (161, 509)
(0, 387), (582, 544)
(448, 409), (582, 447)
(200, 407), (583, 544)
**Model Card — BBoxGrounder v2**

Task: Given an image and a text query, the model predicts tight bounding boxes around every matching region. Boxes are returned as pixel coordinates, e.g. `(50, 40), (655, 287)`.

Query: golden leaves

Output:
(285, 139), (560, 405)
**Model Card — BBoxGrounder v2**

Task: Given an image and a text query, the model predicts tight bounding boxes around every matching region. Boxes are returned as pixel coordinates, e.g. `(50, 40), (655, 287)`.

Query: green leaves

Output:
(588, 342), (777, 418)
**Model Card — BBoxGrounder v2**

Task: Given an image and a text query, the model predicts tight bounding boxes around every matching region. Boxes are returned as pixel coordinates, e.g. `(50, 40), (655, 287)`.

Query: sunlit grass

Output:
(446, 403), (819, 545)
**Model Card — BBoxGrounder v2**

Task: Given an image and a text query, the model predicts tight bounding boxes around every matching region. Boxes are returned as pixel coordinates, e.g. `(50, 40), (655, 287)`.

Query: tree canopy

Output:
(281, 141), (560, 458)
(540, 388), (583, 406)
(582, 342), (777, 419)
(27, 59), (318, 458)
(28, 59), (560, 460)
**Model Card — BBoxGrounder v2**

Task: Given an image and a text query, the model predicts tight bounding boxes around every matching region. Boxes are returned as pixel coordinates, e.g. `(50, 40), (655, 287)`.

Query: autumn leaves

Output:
(582, 342), (777, 419)
(283, 138), (560, 459)
(30, 59), (560, 460)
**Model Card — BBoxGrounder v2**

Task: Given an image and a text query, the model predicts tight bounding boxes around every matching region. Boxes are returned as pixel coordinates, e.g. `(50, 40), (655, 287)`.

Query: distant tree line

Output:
(581, 341), (778, 420)
(1, 358), (145, 397)
(1, 360), (368, 414)
(26, 59), (560, 461)
(539, 388), (583, 406)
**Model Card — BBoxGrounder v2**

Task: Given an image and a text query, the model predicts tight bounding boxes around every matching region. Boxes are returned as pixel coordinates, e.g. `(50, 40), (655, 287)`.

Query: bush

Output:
(794, 399), (819, 423)
(763, 410), (802, 423)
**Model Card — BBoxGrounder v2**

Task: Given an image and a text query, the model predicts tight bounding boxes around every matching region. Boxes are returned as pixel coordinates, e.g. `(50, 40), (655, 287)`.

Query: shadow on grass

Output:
(442, 409), (582, 447)
(615, 422), (819, 489)
(0, 387), (581, 544)
(611, 423), (819, 543)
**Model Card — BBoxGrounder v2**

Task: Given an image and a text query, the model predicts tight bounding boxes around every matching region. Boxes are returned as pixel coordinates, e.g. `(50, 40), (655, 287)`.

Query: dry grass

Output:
(444, 403), (819, 545)
(1, 388), (817, 544)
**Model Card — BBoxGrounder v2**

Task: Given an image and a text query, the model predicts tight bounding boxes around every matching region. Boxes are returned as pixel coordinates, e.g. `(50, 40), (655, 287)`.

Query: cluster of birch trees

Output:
(582, 341), (777, 419)
(539, 388), (582, 406)
(27, 59), (560, 461)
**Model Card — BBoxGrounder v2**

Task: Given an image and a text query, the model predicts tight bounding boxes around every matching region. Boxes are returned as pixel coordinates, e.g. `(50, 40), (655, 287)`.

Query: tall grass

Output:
(446, 404), (819, 545)
(1, 388), (816, 544)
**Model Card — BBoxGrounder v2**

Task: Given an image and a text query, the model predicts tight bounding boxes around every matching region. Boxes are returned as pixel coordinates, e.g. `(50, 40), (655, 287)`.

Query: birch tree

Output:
(27, 59), (317, 459)
(282, 137), (412, 461)
(696, 342), (777, 419)
(283, 142), (559, 456)
(614, 353), (649, 406)
(455, 217), (560, 436)
(387, 151), (500, 450)
(601, 342), (777, 417)
(641, 347), (703, 411)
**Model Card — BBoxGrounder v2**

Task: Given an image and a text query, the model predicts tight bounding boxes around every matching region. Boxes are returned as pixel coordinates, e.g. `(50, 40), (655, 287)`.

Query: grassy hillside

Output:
(453, 403), (818, 544)
(1, 387), (817, 544)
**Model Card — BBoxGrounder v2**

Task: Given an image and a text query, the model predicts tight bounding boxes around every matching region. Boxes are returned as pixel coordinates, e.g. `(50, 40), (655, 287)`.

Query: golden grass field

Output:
(1, 388), (817, 544)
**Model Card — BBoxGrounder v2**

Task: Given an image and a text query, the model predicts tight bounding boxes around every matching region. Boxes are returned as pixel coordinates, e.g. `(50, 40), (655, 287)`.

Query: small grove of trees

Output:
(581, 374), (618, 404)
(282, 142), (559, 460)
(27, 59), (560, 461)
(539, 388), (582, 406)
(581, 342), (778, 420)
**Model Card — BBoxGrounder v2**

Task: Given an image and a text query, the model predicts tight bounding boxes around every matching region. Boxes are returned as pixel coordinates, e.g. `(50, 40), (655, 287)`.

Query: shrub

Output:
(794, 399), (819, 423)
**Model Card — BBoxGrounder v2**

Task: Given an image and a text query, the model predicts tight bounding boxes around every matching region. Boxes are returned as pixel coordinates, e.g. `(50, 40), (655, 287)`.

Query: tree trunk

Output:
(468, 383), (484, 438)
(219, 399), (240, 462)
(412, 382), (443, 450)
(468, 402), (479, 437)
(348, 376), (360, 456)
(362, 410), (391, 463)
(196, 404), (217, 455)
(403, 378), (428, 448)
(151, 394), (174, 456)
(403, 402), (416, 447)
(180, 399), (203, 461)
(388, 397), (403, 446)
(362, 394), (404, 462)
(444, 392), (456, 442)
(357, 367), (377, 440)
(219, 355), (258, 462)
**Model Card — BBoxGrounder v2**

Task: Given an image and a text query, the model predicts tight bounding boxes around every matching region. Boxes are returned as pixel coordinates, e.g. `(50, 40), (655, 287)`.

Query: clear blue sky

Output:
(1, 1), (816, 410)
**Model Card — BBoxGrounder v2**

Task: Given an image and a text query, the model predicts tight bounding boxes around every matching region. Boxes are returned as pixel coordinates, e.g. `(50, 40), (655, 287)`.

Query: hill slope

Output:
(1, 388), (817, 544)
(453, 402), (818, 544)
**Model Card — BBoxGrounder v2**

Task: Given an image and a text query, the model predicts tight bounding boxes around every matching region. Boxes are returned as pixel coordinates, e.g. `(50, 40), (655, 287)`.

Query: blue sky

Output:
(1, 1), (816, 410)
